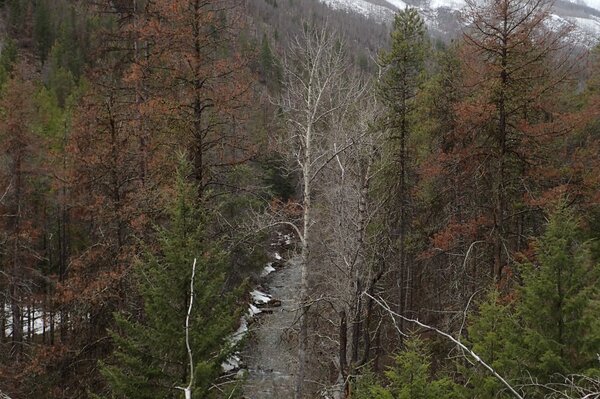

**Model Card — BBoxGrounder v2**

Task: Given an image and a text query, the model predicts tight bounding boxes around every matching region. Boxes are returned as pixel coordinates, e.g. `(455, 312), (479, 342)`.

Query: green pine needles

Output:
(354, 204), (599, 399)
(353, 337), (463, 399)
(467, 203), (600, 397)
(98, 160), (243, 399)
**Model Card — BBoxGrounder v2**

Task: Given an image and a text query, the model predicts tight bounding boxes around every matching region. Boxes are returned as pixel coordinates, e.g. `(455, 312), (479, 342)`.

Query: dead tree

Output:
(316, 95), (386, 395)
(276, 24), (362, 399)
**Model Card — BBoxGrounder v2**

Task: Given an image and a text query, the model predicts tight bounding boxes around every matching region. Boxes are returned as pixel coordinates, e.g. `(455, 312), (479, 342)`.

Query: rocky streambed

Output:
(240, 234), (301, 399)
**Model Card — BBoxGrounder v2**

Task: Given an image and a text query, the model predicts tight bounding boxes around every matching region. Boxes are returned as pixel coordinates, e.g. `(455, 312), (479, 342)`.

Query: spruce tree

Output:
(33, 0), (54, 64)
(465, 290), (521, 398)
(353, 337), (463, 399)
(518, 204), (600, 380)
(258, 33), (282, 91)
(99, 160), (242, 399)
(0, 38), (18, 88)
(467, 204), (600, 397)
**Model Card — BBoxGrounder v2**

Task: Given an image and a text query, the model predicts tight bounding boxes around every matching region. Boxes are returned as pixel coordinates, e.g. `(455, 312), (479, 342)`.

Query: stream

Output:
(240, 239), (301, 398)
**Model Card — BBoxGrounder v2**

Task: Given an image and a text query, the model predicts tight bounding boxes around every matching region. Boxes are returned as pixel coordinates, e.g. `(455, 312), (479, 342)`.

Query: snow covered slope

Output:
(321, 0), (394, 22)
(575, 0), (600, 10)
(320, 0), (600, 44)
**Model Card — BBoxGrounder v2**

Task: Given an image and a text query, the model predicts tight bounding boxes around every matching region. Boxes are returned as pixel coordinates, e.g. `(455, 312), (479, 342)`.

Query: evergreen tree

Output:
(6, 0), (26, 36)
(33, 0), (54, 64)
(353, 337), (463, 399)
(49, 6), (86, 82)
(518, 204), (600, 380)
(0, 38), (17, 73)
(465, 290), (521, 398)
(467, 204), (600, 397)
(0, 38), (18, 87)
(99, 160), (242, 399)
(259, 33), (282, 90)
(375, 6), (428, 319)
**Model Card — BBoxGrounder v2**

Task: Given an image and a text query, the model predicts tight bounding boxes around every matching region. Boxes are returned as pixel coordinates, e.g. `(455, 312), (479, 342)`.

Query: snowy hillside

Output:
(321, 0), (394, 22)
(321, 0), (600, 43)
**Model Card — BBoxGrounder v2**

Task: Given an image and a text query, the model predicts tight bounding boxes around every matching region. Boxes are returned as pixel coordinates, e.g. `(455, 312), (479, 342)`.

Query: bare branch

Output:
(365, 292), (524, 399)
(176, 258), (197, 399)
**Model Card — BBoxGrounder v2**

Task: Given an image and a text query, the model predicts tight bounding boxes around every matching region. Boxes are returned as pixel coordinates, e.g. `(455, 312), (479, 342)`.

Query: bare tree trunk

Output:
(177, 259), (197, 399)
(339, 310), (347, 378)
(27, 305), (32, 341)
(350, 280), (362, 364)
(59, 124), (69, 344)
(296, 201), (310, 398)
(277, 26), (362, 397)
(1, 296), (5, 343)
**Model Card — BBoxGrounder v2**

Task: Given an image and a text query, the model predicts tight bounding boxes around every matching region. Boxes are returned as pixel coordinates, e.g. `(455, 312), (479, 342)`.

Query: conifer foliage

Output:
(99, 160), (242, 399)
(375, 6), (428, 322)
(467, 204), (600, 397)
(0, 0), (599, 397)
(354, 337), (463, 399)
(518, 204), (599, 380)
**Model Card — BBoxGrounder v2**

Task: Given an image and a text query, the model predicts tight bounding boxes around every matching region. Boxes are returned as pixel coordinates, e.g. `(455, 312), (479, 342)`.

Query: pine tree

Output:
(129, 0), (254, 198)
(465, 290), (521, 398)
(0, 38), (18, 87)
(457, 0), (573, 281)
(0, 72), (40, 362)
(6, 0), (26, 36)
(467, 204), (600, 397)
(375, 6), (428, 321)
(33, 0), (54, 64)
(518, 204), (600, 380)
(99, 159), (242, 398)
(353, 337), (463, 399)
(259, 33), (282, 91)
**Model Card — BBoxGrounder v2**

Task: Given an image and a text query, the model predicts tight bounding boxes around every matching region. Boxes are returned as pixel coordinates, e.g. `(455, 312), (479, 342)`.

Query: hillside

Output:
(0, 1), (598, 398)
(322, 0), (600, 42)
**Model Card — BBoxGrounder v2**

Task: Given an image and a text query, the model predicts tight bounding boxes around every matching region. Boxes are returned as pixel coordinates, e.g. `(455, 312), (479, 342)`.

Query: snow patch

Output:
(4, 305), (61, 337)
(222, 354), (241, 373)
(321, 0), (394, 22)
(261, 263), (276, 277)
(221, 302), (265, 372)
(427, 0), (464, 10)
(569, 15), (600, 35)
(318, 0), (600, 46)
(248, 304), (262, 317)
(547, 13), (600, 45)
(386, 0), (409, 10)
(251, 289), (272, 305)
(221, 288), (277, 372)
(580, 0), (600, 11)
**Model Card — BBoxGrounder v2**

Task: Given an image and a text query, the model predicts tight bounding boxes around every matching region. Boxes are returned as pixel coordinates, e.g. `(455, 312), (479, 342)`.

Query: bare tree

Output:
(314, 94), (387, 396)
(275, 23), (363, 399)
(536, 374), (600, 398)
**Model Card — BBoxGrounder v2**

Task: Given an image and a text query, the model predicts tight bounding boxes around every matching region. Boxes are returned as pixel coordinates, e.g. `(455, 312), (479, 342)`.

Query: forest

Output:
(0, 0), (599, 398)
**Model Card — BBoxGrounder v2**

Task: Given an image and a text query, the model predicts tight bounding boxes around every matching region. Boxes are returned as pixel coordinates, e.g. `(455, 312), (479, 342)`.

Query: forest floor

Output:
(240, 250), (300, 398)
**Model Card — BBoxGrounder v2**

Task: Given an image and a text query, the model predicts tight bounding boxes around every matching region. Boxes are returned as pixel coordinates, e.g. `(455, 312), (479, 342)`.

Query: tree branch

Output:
(176, 258), (197, 399)
(364, 292), (524, 399)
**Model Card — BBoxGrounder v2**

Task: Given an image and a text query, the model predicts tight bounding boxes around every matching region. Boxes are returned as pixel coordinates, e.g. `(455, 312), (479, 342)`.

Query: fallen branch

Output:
(176, 258), (197, 399)
(364, 292), (524, 399)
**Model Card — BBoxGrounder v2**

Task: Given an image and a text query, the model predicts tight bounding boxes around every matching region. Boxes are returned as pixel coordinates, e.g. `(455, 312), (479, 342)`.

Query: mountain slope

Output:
(321, 0), (600, 44)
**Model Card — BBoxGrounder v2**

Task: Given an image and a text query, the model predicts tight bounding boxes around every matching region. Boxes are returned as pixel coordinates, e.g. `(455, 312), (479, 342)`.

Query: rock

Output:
(270, 299), (282, 307)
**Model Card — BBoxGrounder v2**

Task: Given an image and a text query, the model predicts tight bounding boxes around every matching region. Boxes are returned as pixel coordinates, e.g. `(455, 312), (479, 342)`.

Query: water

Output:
(241, 255), (301, 398)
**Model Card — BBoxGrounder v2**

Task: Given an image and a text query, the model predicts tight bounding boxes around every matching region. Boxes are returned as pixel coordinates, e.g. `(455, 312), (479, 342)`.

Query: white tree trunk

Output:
(177, 258), (196, 399)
